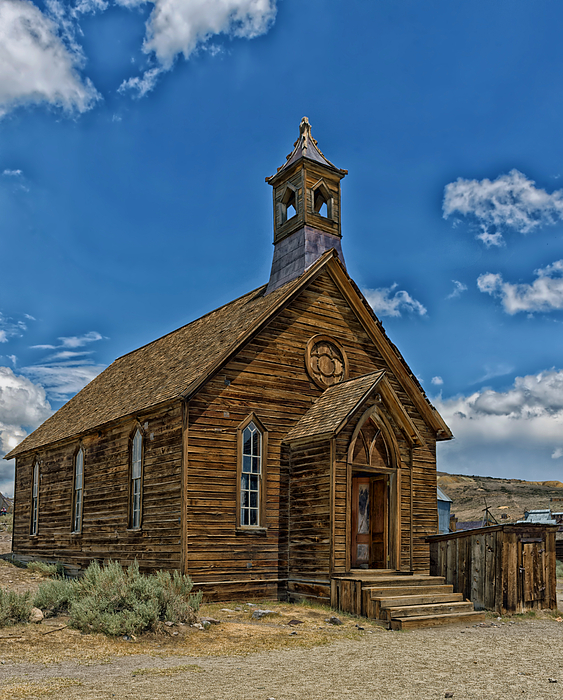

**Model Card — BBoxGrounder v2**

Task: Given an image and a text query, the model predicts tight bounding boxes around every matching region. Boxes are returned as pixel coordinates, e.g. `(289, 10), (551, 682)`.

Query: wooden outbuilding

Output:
(7, 119), (473, 623)
(428, 523), (559, 614)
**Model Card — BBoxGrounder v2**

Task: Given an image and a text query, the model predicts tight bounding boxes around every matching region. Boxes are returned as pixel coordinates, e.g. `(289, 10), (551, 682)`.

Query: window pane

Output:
(250, 475), (258, 491)
(251, 456), (260, 474)
(243, 427), (252, 455)
(241, 473), (249, 490)
(250, 491), (257, 508)
(249, 509), (257, 526)
(252, 429), (260, 457)
(241, 490), (248, 507)
(242, 455), (252, 473)
(241, 508), (248, 526)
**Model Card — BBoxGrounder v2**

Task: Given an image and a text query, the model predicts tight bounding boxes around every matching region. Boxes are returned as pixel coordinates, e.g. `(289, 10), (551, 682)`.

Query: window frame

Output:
(30, 459), (39, 536)
(128, 427), (144, 530)
(71, 446), (85, 534)
(236, 414), (268, 530)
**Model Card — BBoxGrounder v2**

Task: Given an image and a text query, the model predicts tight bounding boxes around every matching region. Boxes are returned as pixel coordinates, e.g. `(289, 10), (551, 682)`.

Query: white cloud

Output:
(447, 280), (467, 299)
(363, 284), (427, 318)
(443, 169), (563, 246)
(0, 0), (99, 118)
(434, 369), (563, 480)
(118, 0), (276, 95)
(552, 448), (563, 460)
(477, 259), (563, 314)
(26, 330), (106, 401)
(0, 312), (28, 343)
(431, 376), (443, 386)
(2, 169), (22, 177)
(24, 362), (105, 402)
(31, 330), (104, 351)
(0, 366), (52, 496)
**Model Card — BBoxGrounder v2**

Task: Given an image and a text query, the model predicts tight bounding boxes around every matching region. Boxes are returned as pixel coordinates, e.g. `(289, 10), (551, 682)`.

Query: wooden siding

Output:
(429, 524), (558, 613)
(185, 269), (439, 597)
(12, 266), (441, 598)
(12, 403), (183, 572)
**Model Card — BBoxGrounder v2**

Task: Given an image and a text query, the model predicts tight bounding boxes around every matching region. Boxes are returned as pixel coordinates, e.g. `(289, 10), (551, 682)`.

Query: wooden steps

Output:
(332, 572), (486, 630)
(389, 611), (486, 631)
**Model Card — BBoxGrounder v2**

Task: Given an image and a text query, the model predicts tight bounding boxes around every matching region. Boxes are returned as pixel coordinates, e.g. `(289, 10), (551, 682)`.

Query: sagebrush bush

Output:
(0, 589), (32, 626)
(557, 559), (563, 579)
(27, 561), (65, 577)
(33, 560), (201, 636)
(33, 577), (77, 616)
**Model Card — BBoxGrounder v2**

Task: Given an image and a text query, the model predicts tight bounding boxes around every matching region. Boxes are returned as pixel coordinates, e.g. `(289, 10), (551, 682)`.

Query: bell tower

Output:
(265, 118), (347, 293)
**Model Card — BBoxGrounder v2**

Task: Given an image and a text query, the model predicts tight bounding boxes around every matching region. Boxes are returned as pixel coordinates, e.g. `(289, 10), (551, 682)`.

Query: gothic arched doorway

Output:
(348, 407), (400, 570)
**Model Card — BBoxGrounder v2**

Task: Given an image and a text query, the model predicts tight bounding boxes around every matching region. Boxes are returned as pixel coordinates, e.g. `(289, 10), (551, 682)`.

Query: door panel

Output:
(370, 477), (387, 568)
(351, 475), (388, 569)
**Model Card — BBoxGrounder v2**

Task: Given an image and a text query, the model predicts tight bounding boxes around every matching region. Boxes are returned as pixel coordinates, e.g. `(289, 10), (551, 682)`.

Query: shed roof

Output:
(437, 486), (452, 503)
(284, 371), (385, 443)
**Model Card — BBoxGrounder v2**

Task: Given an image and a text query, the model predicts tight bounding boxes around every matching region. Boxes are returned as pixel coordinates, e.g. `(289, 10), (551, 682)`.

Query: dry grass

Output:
(0, 599), (383, 666)
(132, 664), (204, 676)
(0, 677), (82, 698)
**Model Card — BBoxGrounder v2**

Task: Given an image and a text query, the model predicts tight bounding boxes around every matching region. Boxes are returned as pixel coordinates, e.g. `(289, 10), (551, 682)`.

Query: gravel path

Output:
(1, 619), (562, 699)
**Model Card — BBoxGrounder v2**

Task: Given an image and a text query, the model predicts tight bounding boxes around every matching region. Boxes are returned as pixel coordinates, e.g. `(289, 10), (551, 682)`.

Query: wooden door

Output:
(520, 538), (545, 604)
(351, 475), (388, 569)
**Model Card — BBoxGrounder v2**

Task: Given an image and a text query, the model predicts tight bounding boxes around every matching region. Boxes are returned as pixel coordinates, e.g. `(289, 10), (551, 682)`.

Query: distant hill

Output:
(437, 472), (563, 524)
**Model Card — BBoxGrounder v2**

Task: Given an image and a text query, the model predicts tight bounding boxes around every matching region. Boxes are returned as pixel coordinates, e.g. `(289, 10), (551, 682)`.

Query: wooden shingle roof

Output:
(284, 371), (385, 444)
(7, 271), (306, 459)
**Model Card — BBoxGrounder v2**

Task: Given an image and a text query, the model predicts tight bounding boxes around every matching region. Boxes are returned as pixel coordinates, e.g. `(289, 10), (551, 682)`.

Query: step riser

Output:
(385, 602), (474, 619)
(390, 611), (486, 631)
(368, 585), (454, 598)
(375, 593), (464, 609)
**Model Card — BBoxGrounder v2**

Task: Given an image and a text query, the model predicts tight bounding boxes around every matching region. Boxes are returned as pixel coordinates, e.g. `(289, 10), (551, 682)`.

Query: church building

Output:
(6, 118), (458, 612)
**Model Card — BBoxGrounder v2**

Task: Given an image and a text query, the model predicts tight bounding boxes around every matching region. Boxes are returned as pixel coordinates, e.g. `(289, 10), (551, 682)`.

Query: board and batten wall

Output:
(428, 524), (558, 613)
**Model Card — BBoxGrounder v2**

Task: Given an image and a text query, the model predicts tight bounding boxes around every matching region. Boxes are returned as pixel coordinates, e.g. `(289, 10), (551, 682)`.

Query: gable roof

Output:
(6, 270), (304, 459)
(284, 371), (385, 444)
(7, 250), (452, 459)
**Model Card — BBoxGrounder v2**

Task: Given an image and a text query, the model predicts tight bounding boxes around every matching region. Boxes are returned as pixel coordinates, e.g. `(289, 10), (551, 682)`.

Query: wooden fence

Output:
(427, 524), (559, 614)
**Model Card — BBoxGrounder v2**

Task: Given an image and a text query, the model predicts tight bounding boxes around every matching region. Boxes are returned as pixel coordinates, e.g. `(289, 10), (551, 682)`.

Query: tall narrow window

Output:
(30, 461), (39, 535)
(130, 429), (142, 529)
(72, 447), (84, 533)
(241, 421), (261, 526)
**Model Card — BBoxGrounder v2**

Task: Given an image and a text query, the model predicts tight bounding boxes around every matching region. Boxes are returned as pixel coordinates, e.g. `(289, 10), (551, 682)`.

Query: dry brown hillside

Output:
(437, 472), (563, 523)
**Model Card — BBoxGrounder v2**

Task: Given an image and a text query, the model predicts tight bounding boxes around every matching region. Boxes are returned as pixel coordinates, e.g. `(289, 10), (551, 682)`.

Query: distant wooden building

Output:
(7, 119), (454, 604)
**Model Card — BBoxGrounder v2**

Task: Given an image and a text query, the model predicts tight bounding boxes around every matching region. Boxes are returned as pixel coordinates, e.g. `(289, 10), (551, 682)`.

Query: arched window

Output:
(30, 460), (39, 535)
(72, 447), (84, 533)
(130, 429), (143, 529)
(237, 416), (267, 528)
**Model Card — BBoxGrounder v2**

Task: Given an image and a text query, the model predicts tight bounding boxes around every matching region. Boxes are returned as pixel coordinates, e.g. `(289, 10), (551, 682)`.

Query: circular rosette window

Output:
(305, 335), (349, 389)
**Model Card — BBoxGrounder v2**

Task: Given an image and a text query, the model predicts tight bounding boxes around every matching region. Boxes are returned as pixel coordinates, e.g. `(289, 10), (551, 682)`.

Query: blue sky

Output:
(1, 0), (563, 495)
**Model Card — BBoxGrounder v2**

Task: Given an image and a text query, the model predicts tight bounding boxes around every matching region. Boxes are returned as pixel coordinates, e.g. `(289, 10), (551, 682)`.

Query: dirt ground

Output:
(0, 558), (561, 699)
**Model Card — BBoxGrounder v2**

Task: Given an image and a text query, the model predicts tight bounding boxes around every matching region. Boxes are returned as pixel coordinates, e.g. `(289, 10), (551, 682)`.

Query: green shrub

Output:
(33, 560), (201, 636)
(27, 561), (65, 577)
(0, 589), (32, 626)
(556, 559), (563, 579)
(33, 577), (78, 616)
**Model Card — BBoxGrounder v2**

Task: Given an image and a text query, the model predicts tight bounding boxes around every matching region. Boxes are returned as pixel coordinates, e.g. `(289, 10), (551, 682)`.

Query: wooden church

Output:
(7, 119), (485, 627)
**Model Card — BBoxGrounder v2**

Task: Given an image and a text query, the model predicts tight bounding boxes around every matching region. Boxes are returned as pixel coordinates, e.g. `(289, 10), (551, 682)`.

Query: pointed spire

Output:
(267, 117), (346, 181)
